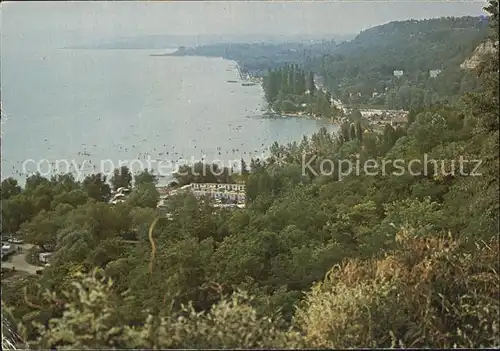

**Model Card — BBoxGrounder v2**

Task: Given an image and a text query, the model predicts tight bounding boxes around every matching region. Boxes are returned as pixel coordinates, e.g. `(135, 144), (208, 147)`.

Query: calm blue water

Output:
(1, 47), (338, 185)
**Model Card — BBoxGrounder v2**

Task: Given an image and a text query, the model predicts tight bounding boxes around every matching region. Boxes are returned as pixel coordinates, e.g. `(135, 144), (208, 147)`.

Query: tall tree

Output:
(83, 173), (111, 202)
(0, 178), (21, 200)
(349, 123), (357, 141)
(308, 72), (316, 95)
(134, 169), (157, 187)
(241, 158), (250, 176)
(355, 121), (364, 142)
(111, 166), (133, 190)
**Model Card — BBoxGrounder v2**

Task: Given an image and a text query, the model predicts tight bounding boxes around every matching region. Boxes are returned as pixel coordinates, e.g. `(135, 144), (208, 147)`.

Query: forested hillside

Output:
(313, 16), (491, 109)
(165, 41), (339, 76)
(166, 16), (491, 111)
(1, 2), (499, 349)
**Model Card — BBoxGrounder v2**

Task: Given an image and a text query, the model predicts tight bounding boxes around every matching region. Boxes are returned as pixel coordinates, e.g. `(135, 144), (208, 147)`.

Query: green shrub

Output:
(294, 229), (500, 348)
(18, 270), (304, 349)
(25, 246), (43, 267)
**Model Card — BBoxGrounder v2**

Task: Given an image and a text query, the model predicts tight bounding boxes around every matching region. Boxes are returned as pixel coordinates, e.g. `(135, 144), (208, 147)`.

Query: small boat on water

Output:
(227, 80), (238, 83)
(241, 82), (256, 86)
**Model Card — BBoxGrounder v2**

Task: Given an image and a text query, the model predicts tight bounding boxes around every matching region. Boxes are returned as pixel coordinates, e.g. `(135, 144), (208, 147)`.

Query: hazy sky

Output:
(1, 1), (489, 47)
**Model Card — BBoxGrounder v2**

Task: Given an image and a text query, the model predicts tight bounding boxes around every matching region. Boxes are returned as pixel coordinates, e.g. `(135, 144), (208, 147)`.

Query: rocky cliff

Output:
(461, 40), (498, 69)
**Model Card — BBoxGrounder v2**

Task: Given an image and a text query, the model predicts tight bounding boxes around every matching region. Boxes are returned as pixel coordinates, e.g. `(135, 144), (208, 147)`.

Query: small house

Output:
(393, 70), (404, 78)
(429, 69), (442, 78)
(39, 252), (53, 264)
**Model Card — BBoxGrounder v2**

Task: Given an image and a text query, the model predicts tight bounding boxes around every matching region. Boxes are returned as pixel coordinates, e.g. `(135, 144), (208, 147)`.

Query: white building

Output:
(429, 69), (442, 78)
(158, 183), (246, 207)
(190, 183), (245, 192)
(39, 252), (53, 263)
(109, 187), (131, 205)
(393, 70), (404, 78)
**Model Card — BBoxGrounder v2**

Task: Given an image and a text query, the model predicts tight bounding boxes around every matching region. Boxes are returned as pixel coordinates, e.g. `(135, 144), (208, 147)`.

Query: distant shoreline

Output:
(264, 110), (340, 125)
(154, 49), (339, 125)
(149, 52), (223, 58)
(62, 47), (179, 51)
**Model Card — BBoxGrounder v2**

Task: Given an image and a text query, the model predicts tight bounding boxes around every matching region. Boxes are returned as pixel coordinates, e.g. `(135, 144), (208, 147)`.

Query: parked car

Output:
(1, 244), (15, 261)
(1, 244), (15, 256)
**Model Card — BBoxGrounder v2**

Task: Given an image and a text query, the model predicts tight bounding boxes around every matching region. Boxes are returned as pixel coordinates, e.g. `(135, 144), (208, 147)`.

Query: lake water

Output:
(1, 48), (338, 185)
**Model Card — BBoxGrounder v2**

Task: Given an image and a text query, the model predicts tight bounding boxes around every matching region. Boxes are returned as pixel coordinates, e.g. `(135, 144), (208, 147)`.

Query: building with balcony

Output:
(157, 183), (246, 208)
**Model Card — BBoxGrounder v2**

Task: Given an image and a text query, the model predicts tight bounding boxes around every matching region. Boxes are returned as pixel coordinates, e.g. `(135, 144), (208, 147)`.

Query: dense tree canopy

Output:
(262, 64), (341, 117)
(312, 16), (491, 109)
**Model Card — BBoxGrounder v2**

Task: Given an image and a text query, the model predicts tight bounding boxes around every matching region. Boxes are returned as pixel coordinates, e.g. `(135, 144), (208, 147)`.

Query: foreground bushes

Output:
(295, 229), (500, 348)
(13, 229), (499, 349)
(15, 272), (303, 349)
